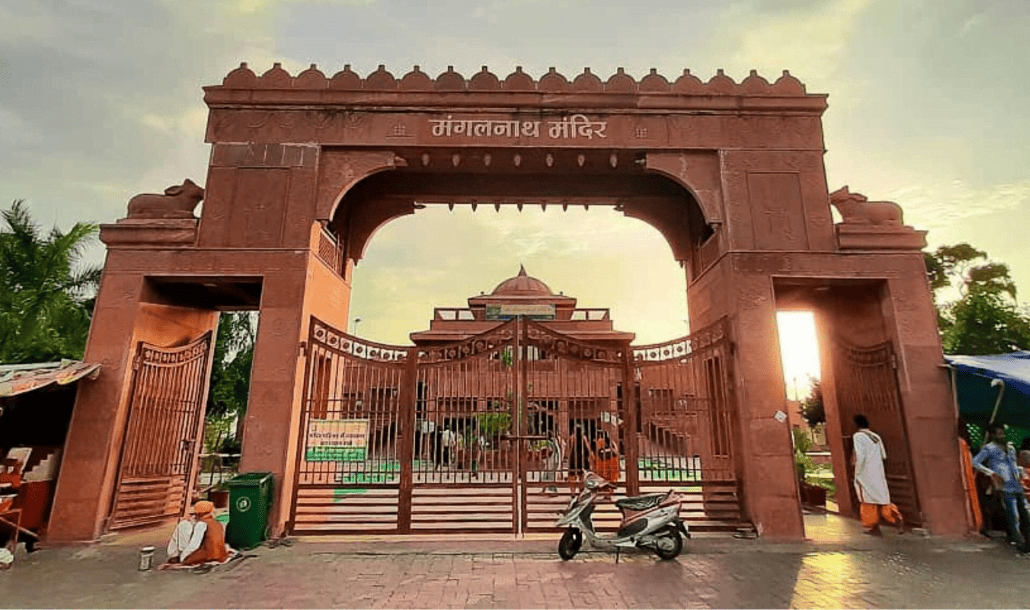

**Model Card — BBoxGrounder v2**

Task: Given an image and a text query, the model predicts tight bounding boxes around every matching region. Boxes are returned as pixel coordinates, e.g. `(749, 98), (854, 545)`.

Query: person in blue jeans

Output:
(972, 424), (1030, 553)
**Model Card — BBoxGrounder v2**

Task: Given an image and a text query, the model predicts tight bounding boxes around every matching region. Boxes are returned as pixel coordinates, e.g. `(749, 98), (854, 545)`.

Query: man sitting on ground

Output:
(165, 501), (229, 566)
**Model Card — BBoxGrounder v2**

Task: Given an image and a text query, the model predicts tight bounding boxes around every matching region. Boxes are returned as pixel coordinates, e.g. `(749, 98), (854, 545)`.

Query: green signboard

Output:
(485, 304), (556, 320)
(305, 446), (366, 462)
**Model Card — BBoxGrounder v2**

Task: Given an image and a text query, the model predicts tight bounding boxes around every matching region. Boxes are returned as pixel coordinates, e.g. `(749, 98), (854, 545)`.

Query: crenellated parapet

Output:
(203, 63), (826, 148)
(215, 62), (809, 97)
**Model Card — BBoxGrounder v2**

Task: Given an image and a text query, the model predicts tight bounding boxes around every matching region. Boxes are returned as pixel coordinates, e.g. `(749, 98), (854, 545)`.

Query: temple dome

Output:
(490, 265), (553, 296)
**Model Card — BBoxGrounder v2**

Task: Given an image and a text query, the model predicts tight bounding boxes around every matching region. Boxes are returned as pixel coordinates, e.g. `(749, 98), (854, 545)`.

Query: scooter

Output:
(555, 472), (690, 561)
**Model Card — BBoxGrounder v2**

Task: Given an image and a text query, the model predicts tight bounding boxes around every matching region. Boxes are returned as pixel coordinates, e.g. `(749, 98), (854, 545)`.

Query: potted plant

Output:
(792, 428), (826, 507)
(208, 483), (230, 509)
(477, 410), (512, 444)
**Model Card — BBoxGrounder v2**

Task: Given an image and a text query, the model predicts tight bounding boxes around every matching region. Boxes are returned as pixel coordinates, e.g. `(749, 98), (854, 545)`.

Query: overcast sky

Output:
(2, 1), (1028, 364)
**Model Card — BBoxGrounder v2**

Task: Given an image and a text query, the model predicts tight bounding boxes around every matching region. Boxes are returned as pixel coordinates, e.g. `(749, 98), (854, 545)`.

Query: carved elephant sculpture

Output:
(828, 186), (903, 226)
(126, 179), (204, 219)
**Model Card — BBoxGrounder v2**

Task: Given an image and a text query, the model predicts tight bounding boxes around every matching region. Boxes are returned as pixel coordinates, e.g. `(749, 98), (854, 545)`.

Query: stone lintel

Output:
(835, 224), (927, 251)
(100, 219), (199, 247)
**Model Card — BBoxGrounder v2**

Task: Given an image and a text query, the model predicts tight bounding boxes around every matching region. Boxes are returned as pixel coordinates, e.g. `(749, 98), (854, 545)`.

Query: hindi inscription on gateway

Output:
(429, 114), (607, 140)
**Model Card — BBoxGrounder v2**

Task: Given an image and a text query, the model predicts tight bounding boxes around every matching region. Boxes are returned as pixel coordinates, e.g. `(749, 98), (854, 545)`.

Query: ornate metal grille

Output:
(521, 319), (627, 533)
(316, 226), (343, 277)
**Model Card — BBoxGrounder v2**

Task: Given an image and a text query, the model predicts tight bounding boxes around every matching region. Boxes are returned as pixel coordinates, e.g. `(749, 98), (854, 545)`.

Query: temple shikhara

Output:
(41, 63), (967, 543)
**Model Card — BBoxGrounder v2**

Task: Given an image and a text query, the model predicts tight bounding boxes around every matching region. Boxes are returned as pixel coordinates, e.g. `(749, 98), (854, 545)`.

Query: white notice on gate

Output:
(305, 419), (368, 462)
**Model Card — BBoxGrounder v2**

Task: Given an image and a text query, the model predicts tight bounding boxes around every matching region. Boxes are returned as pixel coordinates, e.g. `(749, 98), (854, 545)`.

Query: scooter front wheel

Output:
(654, 529), (683, 560)
(558, 528), (582, 561)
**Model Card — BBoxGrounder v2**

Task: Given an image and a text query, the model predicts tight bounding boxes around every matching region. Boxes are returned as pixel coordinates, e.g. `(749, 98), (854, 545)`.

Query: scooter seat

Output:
(615, 493), (665, 511)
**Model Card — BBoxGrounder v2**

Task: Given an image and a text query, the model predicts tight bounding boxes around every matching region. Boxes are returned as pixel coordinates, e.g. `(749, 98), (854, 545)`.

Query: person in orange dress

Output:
(1018, 450), (1030, 490)
(594, 430), (620, 493)
(956, 421), (983, 533)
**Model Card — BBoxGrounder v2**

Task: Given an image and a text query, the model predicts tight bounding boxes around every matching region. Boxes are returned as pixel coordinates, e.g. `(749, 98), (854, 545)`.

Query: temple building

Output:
(410, 265), (634, 347)
(407, 265), (635, 449)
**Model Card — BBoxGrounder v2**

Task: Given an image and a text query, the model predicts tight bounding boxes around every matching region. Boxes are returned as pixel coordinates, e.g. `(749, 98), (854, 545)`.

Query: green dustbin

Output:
(225, 472), (273, 550)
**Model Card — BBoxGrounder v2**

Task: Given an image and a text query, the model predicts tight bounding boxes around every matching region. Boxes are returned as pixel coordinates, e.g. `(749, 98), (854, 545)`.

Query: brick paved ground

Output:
(4, 515), (1030, 608)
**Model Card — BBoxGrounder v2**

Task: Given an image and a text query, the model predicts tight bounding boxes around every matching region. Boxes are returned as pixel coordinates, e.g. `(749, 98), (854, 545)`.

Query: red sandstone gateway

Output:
(47, 64), (966, 543)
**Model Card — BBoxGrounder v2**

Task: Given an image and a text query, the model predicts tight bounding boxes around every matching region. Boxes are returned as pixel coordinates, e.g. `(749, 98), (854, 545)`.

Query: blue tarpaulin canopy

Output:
(944, 351), (1030, 429)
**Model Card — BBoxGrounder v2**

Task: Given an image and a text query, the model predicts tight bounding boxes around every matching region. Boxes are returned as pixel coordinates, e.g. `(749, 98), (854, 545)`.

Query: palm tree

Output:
(0, 200), (102, 363)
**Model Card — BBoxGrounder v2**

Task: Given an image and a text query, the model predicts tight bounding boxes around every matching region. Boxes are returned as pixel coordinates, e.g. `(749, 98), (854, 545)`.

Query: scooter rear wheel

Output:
(654, 530), (683, 560)
(558, 528), (582, 560)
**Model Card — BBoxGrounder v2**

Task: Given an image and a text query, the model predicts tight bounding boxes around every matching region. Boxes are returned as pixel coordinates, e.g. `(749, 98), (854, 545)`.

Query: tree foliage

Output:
(476, 411), (512, 440)
(799, 379), (825, 428)
(0, 200), (101, 363)
(925, 243), (1030, 355)
(199, 314), (257, 454)
(206, 312), (256, 423)
(943, 289), (1030, 355)
(924, 243), (989, 294)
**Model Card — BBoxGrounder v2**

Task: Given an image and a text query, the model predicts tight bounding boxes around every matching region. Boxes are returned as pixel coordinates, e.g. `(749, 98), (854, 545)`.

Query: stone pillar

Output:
(238, 268), (308, 537)
(241, 231), (353, 536)
(732, 269), (805, 539)
(48, 271), (143, 542)
(884, 268), (967, 535)
(688, 254), (804, 540)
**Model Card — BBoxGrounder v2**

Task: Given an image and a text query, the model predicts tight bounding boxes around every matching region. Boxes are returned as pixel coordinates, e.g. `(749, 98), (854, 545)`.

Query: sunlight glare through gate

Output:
(776, 311), (820, 401)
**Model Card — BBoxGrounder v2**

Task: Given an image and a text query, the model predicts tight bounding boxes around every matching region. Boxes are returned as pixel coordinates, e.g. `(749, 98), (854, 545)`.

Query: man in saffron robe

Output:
(852, 414), (905, 536)
(165, 501), (229, 566)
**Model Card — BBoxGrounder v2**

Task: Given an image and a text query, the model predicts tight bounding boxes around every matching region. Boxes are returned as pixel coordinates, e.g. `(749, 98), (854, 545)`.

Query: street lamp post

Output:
(352, 318), (362, 335)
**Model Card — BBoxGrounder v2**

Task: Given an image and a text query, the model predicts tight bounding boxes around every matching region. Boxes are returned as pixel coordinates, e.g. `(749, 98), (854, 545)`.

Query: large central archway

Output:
(329, 149), (712, 275)
(47, 64), (967, 542)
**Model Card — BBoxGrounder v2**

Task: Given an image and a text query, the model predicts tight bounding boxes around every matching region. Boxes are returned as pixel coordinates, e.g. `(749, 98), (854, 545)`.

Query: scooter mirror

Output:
(583, 472), (608, 490)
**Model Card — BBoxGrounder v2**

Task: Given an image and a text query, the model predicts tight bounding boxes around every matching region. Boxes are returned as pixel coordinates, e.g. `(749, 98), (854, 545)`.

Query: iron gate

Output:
(519, 319), (628, 533)
(410, 319), (521, 533)
(107, 332), (213, 530)
(630, 318), (742, 532)
(289, 318), (409, 535)
(832, 337), (922, 525)
(289, 316), (744, 535)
